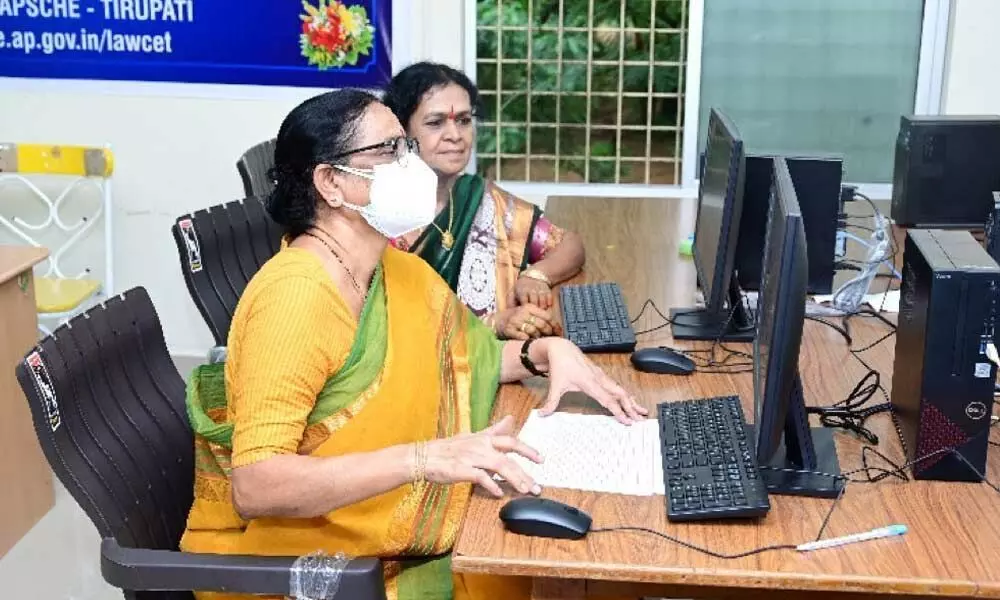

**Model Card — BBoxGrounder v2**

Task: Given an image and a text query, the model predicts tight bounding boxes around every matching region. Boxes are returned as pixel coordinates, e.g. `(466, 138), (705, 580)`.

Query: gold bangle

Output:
(412, 441), (428, 485)
(519, 268), (551, 286)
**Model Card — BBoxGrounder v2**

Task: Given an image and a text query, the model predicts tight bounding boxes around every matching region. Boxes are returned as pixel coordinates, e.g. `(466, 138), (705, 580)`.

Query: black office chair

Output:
(237, 139), (276, 199)
(14, 287), (385, 599)
(171, 198), (283, 347)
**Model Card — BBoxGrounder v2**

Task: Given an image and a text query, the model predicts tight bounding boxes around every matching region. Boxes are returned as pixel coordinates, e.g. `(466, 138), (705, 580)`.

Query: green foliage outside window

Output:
(476, 0), (686, 182)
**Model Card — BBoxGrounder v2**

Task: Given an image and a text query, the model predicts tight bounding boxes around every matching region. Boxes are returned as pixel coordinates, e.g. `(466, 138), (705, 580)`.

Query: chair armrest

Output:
(100, 538), (385, 600)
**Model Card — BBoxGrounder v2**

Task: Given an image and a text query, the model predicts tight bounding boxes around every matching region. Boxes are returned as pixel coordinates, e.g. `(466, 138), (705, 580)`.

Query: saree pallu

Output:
(180, 248), (518, 600)
(404, 174), (565, 318)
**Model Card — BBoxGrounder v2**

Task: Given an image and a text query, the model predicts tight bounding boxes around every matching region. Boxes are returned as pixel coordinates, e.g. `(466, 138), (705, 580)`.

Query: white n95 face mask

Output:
(334, 152), (438, 239)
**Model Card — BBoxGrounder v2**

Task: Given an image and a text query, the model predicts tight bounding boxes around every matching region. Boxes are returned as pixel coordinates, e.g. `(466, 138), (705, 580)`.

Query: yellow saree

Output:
(180, 247), (527, 600)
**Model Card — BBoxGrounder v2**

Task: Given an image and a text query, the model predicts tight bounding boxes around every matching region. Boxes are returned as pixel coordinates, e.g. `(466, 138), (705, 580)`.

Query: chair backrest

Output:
(15, 287), (195, 600)
(236, 139), (276, 199)
(172, 198), (283, 346)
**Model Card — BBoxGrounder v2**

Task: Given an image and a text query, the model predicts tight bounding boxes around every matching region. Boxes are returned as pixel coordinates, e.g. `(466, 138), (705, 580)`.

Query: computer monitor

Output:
(671, 108), (753, 342)
(753, 157), (843, 499)
(736, 154), (842, 295)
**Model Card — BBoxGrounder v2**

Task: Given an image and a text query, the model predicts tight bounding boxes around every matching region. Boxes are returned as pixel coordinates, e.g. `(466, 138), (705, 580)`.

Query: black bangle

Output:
(520, 338), (548, 378)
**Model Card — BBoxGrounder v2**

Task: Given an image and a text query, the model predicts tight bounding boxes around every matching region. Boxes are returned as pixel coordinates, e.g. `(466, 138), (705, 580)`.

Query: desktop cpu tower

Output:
(986, 191), (1000, 263)
(891, 229), (1000, 481)
(890, 115), (1000, 228)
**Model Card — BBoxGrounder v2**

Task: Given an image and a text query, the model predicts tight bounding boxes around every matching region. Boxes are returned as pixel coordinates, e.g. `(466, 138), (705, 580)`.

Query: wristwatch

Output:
(520, 339), (548, 377)
(519, 268), (552, 286)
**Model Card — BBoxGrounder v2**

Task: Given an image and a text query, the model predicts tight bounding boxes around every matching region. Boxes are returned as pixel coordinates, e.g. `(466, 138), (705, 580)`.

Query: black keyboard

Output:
(658, 396), (771, 522)
(559, 283), (637, 353)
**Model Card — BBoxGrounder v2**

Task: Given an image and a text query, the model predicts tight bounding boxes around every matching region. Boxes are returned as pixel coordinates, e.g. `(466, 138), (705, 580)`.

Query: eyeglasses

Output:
(332, 136), (420, 162)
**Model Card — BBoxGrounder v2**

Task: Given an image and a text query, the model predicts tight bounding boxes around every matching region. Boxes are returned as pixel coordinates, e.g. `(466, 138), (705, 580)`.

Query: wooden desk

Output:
(452, 198), (1000, 599)
(0, 245), (53, 558)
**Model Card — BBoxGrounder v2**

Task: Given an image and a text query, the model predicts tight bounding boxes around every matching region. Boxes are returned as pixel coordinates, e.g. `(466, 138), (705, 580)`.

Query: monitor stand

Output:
(670, 273), (755, 342)
(758, 374), (844, 498)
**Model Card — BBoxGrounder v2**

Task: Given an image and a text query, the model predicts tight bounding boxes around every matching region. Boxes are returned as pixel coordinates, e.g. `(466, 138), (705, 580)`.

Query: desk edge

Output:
(450, 553), (994, 598)
(0, 247), (49, 286)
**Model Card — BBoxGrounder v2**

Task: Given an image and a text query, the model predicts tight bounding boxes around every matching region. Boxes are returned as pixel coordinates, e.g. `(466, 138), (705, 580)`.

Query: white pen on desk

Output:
(796, 525), (907, 552)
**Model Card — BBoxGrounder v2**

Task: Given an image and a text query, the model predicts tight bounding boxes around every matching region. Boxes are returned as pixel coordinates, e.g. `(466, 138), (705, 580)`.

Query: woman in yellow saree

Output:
(383, 62), (586, 341)
(180, 89), (647, 600)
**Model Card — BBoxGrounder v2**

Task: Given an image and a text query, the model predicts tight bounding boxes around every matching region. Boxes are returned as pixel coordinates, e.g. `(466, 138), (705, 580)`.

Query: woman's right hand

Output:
(495, 305), (561, 340)
(423, 416), (542, 497)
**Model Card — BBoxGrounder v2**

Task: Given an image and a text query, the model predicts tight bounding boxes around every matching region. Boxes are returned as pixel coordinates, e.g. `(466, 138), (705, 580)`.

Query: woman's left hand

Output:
(538, 338), (648, 425)
(512, 275), (554, 309)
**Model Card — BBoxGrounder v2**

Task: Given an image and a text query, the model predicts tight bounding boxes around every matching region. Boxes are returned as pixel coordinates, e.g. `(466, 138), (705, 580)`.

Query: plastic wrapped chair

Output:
(14, 287), (385, 599)
(0, 142), (114, 335)
(237, 139), (276, 200)
(171, 197), (282, 353)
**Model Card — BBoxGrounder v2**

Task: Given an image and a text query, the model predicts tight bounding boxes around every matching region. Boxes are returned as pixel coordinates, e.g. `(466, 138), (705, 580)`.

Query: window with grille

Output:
(475, 0), (690, 185)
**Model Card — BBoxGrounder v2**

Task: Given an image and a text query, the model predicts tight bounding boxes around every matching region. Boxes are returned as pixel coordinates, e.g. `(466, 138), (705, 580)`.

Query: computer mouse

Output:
(630, 347), (696, 375)
(499, 497), (592, 540)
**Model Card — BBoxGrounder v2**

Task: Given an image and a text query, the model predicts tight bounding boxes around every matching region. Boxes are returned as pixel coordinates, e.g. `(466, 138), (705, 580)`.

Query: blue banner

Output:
(0, 0), (392, 88)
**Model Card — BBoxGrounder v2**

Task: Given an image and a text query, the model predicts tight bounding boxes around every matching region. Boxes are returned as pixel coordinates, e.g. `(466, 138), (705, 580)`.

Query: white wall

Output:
(942, 0), (1000, 114)
(0, 0), (468, 357)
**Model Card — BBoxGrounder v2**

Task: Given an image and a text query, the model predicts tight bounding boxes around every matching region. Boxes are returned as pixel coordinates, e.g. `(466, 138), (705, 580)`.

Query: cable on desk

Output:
(588, 526), (797, 558)
(835, 262), (863, 273)
(848, 445), (912, 484)
(630, 299), (659, 325)
(951, 451), (1000, 494)
(803, 304), (896, 444)
(847, 307), (897, 332)
(851, 329), (896, 353)
(591, 389), (998, 559)
(632, 301), (732, 333)
(630, 299), (755, 373)
(761, 430), (1000, 488)
(682, 300), (756, 374)
(806, 315), (852, 345)
(834, 261), (898, 280)
(631, 298), (676, 336)
(806, 370), (889, 445)
(757, 439), (1000, 550)
(590, 455), (849, 557)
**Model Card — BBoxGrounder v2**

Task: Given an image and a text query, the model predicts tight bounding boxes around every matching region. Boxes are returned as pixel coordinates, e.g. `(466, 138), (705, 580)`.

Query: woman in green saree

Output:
(383, 62), (586, 341)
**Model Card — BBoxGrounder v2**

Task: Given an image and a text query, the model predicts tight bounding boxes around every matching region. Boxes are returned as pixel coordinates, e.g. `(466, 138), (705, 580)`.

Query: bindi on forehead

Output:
(426, 105), (472, 120)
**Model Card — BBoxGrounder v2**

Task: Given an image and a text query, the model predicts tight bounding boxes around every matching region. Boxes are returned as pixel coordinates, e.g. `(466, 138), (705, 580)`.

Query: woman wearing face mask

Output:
(180, 90), (645, 600)
(382, 62), (586, 341)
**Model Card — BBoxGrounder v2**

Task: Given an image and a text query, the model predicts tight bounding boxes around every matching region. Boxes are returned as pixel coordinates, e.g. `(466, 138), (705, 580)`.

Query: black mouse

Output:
(499, 497), (592, 540)
(630, 347), (696, 375)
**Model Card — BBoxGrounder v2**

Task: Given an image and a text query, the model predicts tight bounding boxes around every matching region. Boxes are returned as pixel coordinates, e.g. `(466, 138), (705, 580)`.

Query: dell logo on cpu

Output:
(965, 401), (988, 421)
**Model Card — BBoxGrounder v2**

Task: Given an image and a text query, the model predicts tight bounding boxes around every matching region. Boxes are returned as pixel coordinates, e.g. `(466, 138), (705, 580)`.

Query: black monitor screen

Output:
(753, 158), (808, 461)
(693, 108), (745, 314)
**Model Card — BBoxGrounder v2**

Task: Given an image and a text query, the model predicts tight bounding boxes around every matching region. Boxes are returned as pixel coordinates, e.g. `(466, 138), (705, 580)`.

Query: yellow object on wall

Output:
(0, 143), (114, 178)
